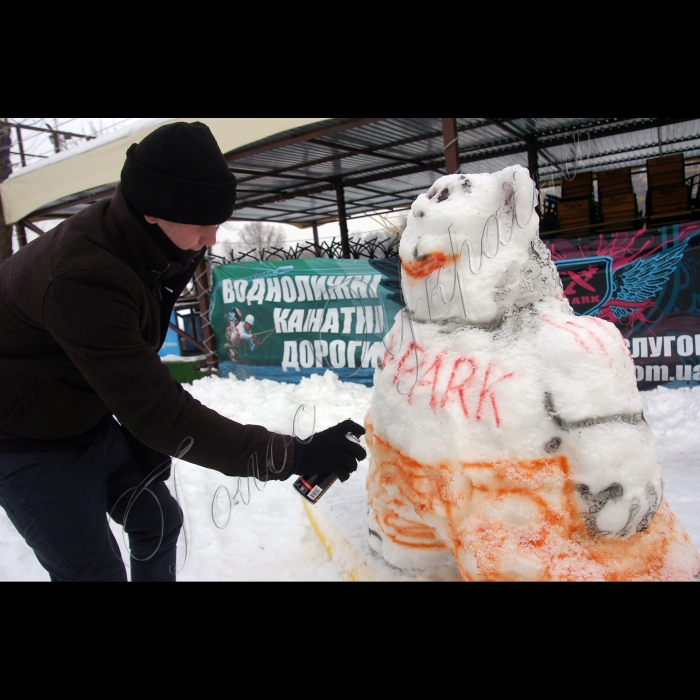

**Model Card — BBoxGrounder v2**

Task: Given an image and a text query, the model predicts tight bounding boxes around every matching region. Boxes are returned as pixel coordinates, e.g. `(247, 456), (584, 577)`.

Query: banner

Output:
(210, 258), (403, 386)
(543, 221), (700, 390)
(209, 222), (700, 390)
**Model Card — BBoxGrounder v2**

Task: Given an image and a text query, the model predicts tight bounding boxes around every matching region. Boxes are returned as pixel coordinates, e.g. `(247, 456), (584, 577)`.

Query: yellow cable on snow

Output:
(302, 500), (374, 582)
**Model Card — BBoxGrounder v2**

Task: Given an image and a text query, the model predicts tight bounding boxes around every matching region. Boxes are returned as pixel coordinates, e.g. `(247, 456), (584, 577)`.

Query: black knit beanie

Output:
(120, 121), (237, 226)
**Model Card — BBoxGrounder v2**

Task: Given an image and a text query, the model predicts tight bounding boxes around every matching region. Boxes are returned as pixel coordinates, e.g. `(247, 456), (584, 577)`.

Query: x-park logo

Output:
(554, 256), (613, 315)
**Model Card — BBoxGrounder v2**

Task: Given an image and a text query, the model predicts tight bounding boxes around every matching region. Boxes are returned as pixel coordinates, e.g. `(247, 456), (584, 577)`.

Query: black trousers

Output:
(0, 418), (182, 582)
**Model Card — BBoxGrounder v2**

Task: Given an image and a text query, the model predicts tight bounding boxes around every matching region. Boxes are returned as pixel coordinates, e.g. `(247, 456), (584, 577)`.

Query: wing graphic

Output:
(613, 240), (689, 303)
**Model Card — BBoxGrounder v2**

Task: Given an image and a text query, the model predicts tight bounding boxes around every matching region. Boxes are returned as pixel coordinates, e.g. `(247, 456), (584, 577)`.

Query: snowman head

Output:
(399, 164), (562, 327)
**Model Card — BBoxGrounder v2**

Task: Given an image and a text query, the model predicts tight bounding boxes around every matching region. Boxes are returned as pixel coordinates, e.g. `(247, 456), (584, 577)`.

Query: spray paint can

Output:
(293, 433), (361, 504)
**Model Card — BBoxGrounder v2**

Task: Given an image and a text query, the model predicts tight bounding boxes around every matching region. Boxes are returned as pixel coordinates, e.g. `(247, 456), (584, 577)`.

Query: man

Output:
(0, 121), (366, 582)
(239, 314), (257, 348)
(225, 311), (258, 361)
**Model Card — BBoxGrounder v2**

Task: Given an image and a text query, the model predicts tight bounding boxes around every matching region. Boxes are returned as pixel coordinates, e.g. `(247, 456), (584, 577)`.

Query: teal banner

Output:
(210, 258), (403, 385)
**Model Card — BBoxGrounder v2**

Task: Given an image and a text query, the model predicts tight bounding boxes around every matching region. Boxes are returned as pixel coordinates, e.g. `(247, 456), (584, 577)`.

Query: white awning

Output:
(0, 118), (329, 224)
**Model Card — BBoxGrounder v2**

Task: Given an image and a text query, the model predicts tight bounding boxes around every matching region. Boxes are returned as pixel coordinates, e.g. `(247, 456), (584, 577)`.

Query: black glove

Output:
(291, 419), (367, 483)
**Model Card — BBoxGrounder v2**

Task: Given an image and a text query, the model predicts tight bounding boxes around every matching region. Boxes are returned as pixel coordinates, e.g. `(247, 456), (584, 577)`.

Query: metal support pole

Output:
(0, 121), (13, 264)
(527, 141), (540, 189)
(527, 141), (541, 216)
(15, 126), (26, 166)
(16, 222), (27, 248)
(50, 125), (61, 154)
(312, 221), (320, 257)
(193, 257), (219, 372)
(0, 204), (10, 263)
(441, 118), (460, 174)
(21, 220), (45, 237)
(168, 322), (211, 355)
(334, 179), (351, 259)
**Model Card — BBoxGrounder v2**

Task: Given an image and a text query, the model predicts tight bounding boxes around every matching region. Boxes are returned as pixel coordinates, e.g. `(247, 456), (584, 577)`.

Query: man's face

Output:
(144, 216), (218, 251)
(244, 322), (252, 331)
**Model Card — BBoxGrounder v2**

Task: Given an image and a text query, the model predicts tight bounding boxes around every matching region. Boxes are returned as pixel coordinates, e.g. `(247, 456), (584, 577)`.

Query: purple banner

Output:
(544, 222), (700, 390)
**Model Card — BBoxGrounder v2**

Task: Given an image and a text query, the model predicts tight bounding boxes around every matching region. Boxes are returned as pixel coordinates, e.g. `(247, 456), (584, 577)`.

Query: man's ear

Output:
(144, 215), (159, 225)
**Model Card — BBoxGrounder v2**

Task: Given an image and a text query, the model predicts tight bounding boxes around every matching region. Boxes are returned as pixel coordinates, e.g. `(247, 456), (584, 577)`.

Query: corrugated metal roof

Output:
(25, 118), (700, 228)
(224, 117), (700, 227)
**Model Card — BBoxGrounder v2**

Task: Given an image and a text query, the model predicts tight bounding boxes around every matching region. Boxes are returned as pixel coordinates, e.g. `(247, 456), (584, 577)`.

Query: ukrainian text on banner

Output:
(210, 258), (402, 385)
(543, 221), (700, 390)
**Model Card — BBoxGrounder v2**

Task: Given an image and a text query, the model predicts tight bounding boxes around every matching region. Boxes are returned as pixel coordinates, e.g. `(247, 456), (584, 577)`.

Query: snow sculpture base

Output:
(364, 164), (700, 582)
(366, 423), (700, 581)
(303, 460), (461, 581)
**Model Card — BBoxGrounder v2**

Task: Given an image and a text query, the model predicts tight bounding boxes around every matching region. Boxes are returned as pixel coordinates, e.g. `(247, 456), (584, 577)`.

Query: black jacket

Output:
(0, 186), (293, 479)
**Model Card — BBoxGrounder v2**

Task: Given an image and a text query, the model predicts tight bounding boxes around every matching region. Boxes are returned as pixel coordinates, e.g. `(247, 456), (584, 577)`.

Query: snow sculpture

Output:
(365, 164), (700, 581)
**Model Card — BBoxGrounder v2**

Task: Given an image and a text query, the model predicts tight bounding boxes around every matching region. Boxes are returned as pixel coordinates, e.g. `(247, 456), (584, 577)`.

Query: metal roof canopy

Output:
(12, 117), (700, 230)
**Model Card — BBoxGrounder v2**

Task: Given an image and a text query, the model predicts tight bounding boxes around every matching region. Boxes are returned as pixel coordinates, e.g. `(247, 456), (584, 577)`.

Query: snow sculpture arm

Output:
(536, 313), (662, 539)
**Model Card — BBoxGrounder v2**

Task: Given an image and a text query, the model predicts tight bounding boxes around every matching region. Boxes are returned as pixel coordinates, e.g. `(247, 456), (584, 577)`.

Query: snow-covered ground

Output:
(0, 372), (697, 581)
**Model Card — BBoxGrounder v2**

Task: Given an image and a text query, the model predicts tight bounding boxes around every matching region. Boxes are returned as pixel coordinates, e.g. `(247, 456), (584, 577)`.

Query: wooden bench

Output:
(597, 167), (641, 233)
(598, 166), (634, 198)
(561, 170), (593, 199)
(646, 154), (691, 226)
(647, 153), (686, 189)
(647, 185), (691, 225)
(556, 171), (596, 234)
(688, 174), (700, 215)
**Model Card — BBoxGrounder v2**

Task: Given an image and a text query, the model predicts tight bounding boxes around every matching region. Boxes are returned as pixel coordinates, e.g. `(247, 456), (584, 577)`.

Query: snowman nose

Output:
(401, 251), (450, 279)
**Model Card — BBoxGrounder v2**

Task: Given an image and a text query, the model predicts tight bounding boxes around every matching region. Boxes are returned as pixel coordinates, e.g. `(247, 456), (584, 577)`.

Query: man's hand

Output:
(292, 419), (367, 482)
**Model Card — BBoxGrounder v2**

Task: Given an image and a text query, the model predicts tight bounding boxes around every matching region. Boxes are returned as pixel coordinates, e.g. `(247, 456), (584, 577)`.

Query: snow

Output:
(0, 370), (697, 581)
(160, 354), (208, 363)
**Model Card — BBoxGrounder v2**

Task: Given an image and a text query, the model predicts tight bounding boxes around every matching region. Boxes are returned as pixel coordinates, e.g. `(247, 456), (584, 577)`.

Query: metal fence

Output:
(206, 235), (400, 267)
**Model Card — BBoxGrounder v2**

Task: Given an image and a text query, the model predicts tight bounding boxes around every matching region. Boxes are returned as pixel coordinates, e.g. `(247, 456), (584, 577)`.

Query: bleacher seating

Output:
(556, 170), (596, 235)
(597, 166), (641, 233)
(539, 155), (698, 238)
(645, 154), (691, 226)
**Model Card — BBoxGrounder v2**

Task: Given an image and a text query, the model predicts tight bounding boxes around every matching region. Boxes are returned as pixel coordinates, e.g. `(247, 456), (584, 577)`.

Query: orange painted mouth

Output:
(401, 252), (450, 279)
